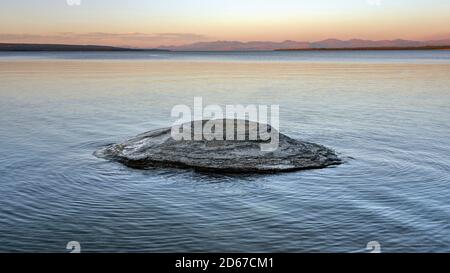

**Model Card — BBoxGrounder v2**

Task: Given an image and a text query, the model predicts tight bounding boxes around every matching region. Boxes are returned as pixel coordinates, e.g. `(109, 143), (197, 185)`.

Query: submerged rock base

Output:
(94, 119), (341, 173)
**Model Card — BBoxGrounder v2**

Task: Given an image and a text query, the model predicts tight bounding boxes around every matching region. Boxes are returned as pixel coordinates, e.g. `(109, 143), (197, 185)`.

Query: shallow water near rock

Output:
(0, 51), (450, 252)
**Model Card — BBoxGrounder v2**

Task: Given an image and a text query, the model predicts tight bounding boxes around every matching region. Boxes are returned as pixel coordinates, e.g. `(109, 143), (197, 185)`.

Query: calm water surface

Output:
(0, 51), (449, 252)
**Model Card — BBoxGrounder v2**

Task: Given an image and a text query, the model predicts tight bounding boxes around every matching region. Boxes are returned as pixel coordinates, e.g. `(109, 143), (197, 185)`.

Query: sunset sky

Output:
(1, 0), (449, 47)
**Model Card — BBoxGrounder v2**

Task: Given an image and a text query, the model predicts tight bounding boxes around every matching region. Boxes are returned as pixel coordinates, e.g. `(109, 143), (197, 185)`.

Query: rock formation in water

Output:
(94, 119), (341, 173)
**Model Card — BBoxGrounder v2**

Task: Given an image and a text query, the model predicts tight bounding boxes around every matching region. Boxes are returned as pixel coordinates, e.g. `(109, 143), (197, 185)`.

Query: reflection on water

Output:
(0, 51), (449, 252)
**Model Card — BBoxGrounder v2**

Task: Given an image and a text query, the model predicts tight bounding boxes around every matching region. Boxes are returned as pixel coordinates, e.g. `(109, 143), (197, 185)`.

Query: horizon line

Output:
(1, 42), (450, 52)
(1, 37), (450, 49)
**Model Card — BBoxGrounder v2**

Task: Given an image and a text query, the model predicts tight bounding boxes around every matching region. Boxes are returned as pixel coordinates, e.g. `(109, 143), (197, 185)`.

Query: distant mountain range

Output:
(159, 38), (450, 51)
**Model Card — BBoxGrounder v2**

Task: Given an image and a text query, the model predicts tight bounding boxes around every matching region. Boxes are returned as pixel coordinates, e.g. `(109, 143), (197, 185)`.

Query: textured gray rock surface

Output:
(94, 119), (341, 173)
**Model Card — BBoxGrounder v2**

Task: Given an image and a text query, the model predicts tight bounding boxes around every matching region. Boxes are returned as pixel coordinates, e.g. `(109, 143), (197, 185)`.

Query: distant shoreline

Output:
(0, 43), (168, 52)
(1, 43), (450, 52)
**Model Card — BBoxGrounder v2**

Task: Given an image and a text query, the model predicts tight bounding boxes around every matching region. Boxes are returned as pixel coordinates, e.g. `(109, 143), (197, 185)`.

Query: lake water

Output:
(0, 51), (449, 252)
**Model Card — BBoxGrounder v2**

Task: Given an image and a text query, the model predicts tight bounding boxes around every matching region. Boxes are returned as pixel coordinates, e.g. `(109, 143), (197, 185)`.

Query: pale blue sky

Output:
(1, 0), (449, 46)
